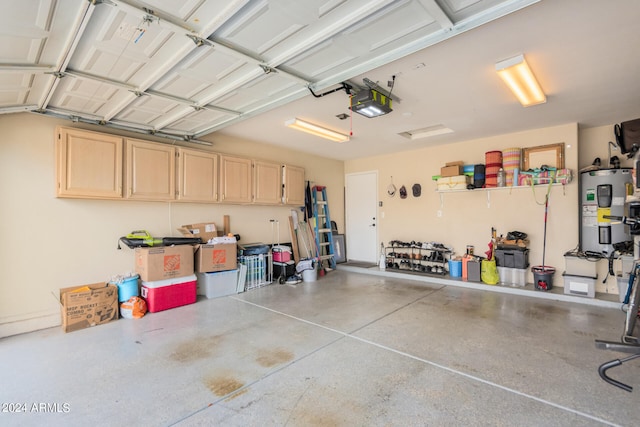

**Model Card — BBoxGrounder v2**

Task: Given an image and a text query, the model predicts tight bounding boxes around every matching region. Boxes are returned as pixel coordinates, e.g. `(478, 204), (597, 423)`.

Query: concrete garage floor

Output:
(1, 269), (639, 426)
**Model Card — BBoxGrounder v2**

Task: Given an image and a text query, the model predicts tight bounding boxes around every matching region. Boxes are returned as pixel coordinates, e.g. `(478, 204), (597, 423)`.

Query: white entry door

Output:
(345, 171), (378, 263)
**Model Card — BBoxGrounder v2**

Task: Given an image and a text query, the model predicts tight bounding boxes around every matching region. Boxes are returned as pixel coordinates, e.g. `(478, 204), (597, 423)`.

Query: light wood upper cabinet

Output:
(220, 154), (252, 203)
(177, 148), (218, 202)
(283, 164), (305, 206)
(125, 138), (176, 201)
(253, 160), (282, 205)
(55, 127), (123, 199)
(55, 127), (306, 206)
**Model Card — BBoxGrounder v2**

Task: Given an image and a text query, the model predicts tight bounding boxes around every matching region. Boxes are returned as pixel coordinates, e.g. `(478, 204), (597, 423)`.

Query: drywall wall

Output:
(0, 113), (344, 337)
(579, 124), (634, 170)
(346, 123), (580, 291)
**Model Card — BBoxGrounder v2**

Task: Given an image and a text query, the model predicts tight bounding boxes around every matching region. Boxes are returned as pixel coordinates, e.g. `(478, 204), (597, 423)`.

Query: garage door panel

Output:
(152, 46), (255, 100)
(283, 1), (439, 79)
(114, 95), (184, 125)
(162, 108), (232, 133)
(214, 73), (300, 111)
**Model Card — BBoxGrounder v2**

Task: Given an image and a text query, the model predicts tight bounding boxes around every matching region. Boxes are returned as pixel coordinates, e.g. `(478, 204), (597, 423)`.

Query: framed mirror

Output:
(522, 143), (565, 170)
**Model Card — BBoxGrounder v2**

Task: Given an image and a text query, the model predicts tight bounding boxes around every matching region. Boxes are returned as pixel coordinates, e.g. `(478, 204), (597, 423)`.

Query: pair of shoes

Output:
(285, 276), (302, 284)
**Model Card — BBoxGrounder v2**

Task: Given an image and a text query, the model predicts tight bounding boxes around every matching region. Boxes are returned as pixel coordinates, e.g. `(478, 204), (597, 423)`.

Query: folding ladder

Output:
(312, 186), (336, 270)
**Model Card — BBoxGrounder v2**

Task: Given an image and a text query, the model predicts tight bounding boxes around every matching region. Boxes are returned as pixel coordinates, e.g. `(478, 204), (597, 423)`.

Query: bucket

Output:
(302, 267), (317, 282)
(485, 151), (503, 188)
(502, 147), (521, 186)
(116, 275), (139, 302)
(448, 260), (462, 277)
(532, 266), (555, 291)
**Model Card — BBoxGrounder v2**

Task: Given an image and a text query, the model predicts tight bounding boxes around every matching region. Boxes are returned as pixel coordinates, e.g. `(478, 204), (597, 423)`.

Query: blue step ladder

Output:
(312, 186), (336, 270)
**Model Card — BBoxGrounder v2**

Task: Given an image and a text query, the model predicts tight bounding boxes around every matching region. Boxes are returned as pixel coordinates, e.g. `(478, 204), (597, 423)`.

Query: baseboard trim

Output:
(0, 312), (60, 339)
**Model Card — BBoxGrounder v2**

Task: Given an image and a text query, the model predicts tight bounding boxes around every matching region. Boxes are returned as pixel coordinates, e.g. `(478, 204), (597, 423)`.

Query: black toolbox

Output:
(495, 249), (529, 268)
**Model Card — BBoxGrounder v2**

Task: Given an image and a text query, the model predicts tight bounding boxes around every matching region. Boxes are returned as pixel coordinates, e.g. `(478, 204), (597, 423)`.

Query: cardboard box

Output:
(59, 283), (119, 333)
(436, 175), (470, 191)
(195, 243), (237, 273)
(135, 245), (195, 282)
(441, 161), (464, 177)
(141, 275), (197, 312)
(177, 222), (220, 244)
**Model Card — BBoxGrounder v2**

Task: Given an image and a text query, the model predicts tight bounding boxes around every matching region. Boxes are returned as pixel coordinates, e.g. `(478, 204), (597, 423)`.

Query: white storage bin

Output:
(563, 255), (597, 277)
(617, 255), (634, 278)
(196, 269), (239, 299)
(498, 267), (526, 287)
(562, 273), (596, 298)
(498, 267), (509, 285)
(617, 276), (632, 303)
(511, 268), (526, 287)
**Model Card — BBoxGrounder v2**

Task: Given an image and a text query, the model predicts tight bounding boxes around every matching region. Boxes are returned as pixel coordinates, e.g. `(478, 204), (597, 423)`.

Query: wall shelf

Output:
(435, 182), (568, 193)
(435, 182), (569, 208)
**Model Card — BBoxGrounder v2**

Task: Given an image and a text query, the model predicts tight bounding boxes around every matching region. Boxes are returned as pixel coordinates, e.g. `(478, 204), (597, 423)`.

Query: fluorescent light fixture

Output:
(399, 124), (453, 140)
(285, 118), (350, 143)
(350, 89), (392, 118)
(495, 54), (546, 107)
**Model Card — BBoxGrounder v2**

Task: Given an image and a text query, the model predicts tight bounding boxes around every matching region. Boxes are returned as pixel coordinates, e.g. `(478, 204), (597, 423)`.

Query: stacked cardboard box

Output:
(180, 222), (240, 299)
(135, 245), (197, 312)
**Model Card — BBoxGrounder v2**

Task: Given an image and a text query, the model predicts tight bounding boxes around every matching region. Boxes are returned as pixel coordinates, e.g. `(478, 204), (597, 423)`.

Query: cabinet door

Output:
(283, 164), (305, 205)
(56, 127), (123, 199)
(125, 139), (176, 201)
(177, 148), (218, 202)
(253, 160), (282, 205)
(220, 155), (252, 203)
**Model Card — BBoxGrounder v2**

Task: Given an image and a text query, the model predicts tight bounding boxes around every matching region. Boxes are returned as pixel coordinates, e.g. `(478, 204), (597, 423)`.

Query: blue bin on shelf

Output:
(448, 260), (462, 277)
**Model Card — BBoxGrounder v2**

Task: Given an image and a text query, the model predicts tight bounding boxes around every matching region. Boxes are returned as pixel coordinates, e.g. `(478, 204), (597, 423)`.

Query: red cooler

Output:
(141, 274), (197, 313)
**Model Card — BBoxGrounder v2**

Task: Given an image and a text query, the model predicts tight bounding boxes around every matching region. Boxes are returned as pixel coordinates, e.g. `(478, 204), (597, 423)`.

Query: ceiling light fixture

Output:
(350, 88), (393, 118)
(285, 118), (350, 143)
(495, 54), (546, 107)
(399, 124), (453, 140)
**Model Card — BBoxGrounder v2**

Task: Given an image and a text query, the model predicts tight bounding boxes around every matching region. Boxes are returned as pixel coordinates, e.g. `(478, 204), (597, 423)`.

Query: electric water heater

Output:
(580, 168), (633, 254)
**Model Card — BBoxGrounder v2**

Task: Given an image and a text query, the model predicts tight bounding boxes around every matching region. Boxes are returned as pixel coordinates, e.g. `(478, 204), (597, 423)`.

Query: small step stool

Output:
(312, 186), (336, 270)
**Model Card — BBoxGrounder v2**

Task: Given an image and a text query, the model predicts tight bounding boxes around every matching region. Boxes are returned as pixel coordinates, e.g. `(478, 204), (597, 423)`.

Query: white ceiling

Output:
(2, 0), (640, 161)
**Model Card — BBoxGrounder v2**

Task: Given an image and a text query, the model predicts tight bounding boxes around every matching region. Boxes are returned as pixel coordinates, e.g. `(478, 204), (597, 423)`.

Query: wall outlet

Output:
(437, 210), (442, 217)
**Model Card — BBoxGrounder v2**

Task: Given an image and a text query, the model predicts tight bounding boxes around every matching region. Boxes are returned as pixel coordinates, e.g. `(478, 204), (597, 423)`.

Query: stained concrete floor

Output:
(1, 269), (639, 426)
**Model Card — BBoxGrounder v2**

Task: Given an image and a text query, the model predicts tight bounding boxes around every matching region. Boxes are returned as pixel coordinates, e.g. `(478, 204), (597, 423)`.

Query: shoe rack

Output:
(385, 240), (451, 276)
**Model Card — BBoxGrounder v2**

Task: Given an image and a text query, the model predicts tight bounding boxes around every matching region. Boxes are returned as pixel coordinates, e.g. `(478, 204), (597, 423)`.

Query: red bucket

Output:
(532, 266), (555, 291)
